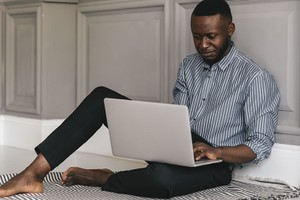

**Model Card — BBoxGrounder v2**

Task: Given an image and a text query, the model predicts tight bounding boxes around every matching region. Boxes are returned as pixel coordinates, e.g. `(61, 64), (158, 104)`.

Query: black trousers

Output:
(35, 86), (232, 198)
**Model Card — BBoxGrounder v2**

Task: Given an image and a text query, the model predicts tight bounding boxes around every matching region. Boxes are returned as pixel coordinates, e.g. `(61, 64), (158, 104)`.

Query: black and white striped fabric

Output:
(0, 172), (299, 200)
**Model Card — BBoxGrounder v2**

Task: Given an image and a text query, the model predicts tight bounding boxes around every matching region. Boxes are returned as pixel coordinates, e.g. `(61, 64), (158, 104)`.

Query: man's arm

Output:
(193, 142), (256, 164)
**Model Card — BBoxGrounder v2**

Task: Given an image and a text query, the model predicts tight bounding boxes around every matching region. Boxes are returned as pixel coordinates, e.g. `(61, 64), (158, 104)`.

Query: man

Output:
(0, 0), (280, 198)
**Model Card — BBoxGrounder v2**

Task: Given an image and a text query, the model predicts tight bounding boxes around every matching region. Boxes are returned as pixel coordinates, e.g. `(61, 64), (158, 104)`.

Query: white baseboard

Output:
(0, 115), (42, 151)
(0, 115), (113, 156)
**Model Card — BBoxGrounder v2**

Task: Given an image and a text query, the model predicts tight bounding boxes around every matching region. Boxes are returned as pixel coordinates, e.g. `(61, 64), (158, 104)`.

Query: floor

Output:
(0, 145), (147, 174)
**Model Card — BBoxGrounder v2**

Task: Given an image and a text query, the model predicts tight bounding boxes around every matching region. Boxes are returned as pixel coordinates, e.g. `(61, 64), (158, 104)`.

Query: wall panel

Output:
(77, 1), (168, 103)
(5, 7), (41, 114)
(0, 7), (3, 112)
(4, 2), (77, 119)
(231, 1), (300, 144)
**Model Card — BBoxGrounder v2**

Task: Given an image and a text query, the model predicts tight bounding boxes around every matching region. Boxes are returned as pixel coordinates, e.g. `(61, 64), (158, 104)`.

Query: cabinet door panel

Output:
(6, 8), (41, 114)
(78, 4), (167, 103)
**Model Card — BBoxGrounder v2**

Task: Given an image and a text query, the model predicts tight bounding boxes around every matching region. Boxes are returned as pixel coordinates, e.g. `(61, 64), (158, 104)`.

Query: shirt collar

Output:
(216, 42), (237, 71)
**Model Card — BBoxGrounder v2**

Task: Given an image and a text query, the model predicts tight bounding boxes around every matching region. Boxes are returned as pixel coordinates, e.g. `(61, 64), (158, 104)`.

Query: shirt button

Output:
(202, 98), (206, 101)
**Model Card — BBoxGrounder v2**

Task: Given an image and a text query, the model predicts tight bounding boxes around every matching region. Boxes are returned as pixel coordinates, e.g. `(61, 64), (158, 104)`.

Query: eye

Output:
(207, 34), (217, 40)
(192, 34), (202, 40)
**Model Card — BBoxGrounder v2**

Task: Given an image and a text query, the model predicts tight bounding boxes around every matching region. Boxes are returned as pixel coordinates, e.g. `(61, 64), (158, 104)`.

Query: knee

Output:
(90, 86), (130, 102)
(89, 86), (118, 102)
(91, 86), (111, 96)
(83, 87), (109, 107)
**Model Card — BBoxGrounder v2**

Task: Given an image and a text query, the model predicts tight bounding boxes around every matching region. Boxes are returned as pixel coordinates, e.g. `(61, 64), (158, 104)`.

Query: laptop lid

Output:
(104, 98), (222, 167)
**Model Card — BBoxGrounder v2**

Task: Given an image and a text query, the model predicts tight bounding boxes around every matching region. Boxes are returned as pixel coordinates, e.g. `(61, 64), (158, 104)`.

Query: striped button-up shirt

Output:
(173, 44), (280, 163)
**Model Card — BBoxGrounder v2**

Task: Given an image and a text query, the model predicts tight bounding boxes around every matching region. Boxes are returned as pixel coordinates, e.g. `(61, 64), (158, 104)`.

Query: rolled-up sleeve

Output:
(243, 71), (280, 163)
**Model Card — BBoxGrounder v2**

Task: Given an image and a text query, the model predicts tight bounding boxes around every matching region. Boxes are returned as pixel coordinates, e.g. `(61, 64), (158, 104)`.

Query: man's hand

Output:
(193, 142), (257, 164)
(193, 142), (219, 161)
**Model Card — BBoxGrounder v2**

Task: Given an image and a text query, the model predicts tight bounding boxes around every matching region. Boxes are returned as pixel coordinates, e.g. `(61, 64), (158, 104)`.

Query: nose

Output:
(199, 37), (209, 49)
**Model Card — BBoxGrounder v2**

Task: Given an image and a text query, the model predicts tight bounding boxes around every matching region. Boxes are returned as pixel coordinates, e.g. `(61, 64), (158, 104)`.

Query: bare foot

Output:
(0, 171), (44, 197)
(61, 167), (113, 187)
(0, 154), (51, 197)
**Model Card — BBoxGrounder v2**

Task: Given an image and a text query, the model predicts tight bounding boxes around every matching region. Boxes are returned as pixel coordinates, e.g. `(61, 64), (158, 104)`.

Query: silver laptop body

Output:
(104, 98), (222, 167)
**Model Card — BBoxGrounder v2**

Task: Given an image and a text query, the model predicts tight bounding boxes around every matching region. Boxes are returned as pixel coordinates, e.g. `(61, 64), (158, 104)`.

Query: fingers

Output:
(194, 148), (207, 160)
(193, 142), (206, 160)
(193, 142), (218, 160)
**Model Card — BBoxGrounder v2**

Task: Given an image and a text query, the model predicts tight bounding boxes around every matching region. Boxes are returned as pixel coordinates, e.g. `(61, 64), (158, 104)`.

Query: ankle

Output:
(25, 154), (51, 179)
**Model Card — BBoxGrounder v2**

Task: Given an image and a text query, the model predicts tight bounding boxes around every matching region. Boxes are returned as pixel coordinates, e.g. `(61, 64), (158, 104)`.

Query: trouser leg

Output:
(102, 133), (232, 198)
(35, 86), (129, 169)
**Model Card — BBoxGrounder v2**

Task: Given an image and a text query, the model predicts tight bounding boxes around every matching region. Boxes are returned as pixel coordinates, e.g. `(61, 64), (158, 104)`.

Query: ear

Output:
(228, 22), (235, 37)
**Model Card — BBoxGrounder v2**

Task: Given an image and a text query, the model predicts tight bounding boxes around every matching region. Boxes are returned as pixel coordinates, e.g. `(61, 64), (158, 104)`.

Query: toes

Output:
(61, 167), (113, 187)
(62, 174), (74, 186)
(0, 174), (44, 197)
(62, 167), (79, 183)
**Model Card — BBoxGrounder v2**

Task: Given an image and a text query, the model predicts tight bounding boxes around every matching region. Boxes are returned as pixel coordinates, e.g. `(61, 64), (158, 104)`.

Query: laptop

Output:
(104, 98), (222, 167)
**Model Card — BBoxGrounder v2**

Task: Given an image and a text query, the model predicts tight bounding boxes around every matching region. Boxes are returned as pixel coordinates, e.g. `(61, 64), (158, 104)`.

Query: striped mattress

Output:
(0, 172), (299, 200)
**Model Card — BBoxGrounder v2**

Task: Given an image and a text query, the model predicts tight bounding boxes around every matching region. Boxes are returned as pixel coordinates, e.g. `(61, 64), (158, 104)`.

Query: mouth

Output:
(200, 51), (215, 59)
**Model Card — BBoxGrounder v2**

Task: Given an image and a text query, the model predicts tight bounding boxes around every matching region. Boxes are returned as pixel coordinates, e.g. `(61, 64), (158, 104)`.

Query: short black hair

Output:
(192, 0), (232, 22)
